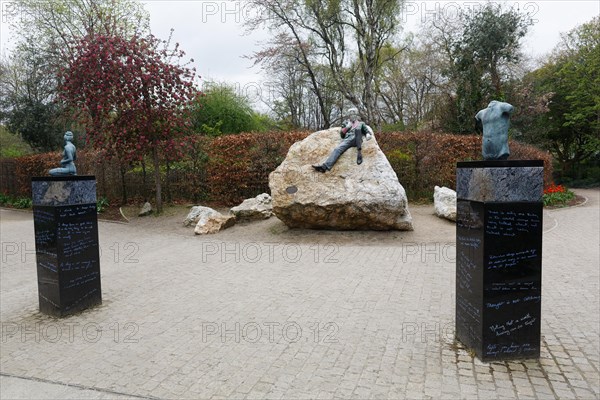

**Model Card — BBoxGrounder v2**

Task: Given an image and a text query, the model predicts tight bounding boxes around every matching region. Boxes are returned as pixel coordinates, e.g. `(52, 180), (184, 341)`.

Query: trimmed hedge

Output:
(205, 131), (310, 204)
(377, 132), (553, 200)
(9, 150), (121, 198)
(205, 131), (553, 203)
(1, 130), (553, 205)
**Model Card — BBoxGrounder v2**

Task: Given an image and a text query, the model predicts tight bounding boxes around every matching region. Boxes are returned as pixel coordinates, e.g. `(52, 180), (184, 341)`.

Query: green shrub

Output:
(0, 193), (32, 209)
(97, 197), (110, 213)
(0, 125), (34, 158)
(191, 83), (267, 135)
(0, 193), (10, 205)
(13, 197), (32, 209)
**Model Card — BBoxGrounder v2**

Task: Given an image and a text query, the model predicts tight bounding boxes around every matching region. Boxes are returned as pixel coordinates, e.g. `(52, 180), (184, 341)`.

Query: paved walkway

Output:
(1, 189), (599, 399)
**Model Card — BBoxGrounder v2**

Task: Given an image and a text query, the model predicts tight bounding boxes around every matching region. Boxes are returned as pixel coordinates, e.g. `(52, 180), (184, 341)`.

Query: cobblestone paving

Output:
(1, 189), (598, 399)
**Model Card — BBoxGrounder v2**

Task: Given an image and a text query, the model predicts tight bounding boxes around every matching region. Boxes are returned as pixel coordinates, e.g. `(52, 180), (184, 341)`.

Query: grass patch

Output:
(0, 126), (33, 158)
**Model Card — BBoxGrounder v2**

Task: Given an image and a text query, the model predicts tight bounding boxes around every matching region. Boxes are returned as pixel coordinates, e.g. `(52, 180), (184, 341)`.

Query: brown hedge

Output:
(3, 130), (552, 205)
(13, 153), (60, 196)
(205, 131), (310, 204)
(7, 150), (143, 200)
(377, 132), (553, 200)
(205, 131), (553, 204)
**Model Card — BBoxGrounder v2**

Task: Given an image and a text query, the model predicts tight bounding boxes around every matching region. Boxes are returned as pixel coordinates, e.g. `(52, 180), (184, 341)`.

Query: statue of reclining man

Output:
(312, 108), (374, 173)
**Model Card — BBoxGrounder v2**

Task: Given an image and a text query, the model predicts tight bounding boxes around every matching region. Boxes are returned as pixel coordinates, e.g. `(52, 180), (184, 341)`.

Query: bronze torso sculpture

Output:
(475, 101), (514, 160)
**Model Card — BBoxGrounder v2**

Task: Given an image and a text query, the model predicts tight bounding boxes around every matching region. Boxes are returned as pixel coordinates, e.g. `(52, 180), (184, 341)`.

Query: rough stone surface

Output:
(138, 202), (152, 217)
(194, 213), (236, 235)
(269, 128), (413, 230)
(433, 186), (457, 221)
(230, 193), (273, 221)
(457, 165), (543, 202)
(186, 205), (236, 234)
(32, 178), (96, 206)
(184, 205), (219, 227)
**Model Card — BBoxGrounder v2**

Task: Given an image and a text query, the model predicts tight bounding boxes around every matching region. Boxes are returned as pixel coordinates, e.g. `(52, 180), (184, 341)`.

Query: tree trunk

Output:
(165, 159), (172, 204)
(100, 159), (107, 200)
(152, 146), (162, 213)
(490, 62), (502, 98)
(286, 23), (330, 128)
(141, 158), (147, 200)
(119, 162), (127, 205)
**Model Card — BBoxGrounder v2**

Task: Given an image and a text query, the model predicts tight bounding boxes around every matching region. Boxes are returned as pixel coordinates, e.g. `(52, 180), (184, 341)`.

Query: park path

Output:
(0, 189), (598, 399)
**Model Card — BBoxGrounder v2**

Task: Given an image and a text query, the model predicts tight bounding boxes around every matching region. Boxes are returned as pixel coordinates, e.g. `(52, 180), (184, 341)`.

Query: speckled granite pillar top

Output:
(32, 176), (96, 206)
(456, 160), (543, 202)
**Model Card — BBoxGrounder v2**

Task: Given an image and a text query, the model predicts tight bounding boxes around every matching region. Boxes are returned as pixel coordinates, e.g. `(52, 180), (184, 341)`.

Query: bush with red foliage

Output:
(205, 130), (553, 204)
(205, 131), (310, 204)
(4, 130), (553, 205)
(11, 150), (112, 197)
(60, 33), (197, 212)
(378, 132), (553, 200)
(13, 153), (60, 196)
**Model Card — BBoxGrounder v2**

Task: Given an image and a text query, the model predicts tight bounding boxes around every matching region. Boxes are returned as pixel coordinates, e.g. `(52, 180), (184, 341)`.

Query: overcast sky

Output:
(2, 0), (599, 102)
(142, 0), (599, 101)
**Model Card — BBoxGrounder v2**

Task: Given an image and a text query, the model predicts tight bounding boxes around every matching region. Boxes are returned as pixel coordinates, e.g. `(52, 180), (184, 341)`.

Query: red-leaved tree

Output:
(60, 33), (198, 212)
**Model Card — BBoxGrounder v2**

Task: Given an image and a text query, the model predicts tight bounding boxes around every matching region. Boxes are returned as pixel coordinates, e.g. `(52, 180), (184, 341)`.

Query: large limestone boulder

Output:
(230, 193), (273, 221)
(433, 186), (457, 222)
(269, 128), (413, 230)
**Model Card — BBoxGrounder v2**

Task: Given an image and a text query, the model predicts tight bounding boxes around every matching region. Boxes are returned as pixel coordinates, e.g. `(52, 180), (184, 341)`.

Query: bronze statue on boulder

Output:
(312, 108), (374, 172)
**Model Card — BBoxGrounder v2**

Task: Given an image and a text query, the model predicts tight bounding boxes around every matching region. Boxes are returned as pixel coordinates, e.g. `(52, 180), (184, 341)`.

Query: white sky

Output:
(143, 0), (600, 103)
(2, 0), (599, 104)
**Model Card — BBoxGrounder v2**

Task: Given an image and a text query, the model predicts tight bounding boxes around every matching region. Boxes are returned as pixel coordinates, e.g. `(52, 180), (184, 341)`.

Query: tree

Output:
(248, 32), (339, 130)
(377, 38), (447, 129)
(342, 0), (404, 124)
(1, 99), (65, 151)
(60, 33), (197, 212)
(517, 17), (600, 177)
(0, 0), (150, 151)
(9, 0), (149, 65)
(0, 42), (66, 151)
(246, 4), (333, 128)
(431, 4), (533, 133)
(191, 83), (264, 135)
(458, 4), (531, 97)
(247, 0), (405, 125)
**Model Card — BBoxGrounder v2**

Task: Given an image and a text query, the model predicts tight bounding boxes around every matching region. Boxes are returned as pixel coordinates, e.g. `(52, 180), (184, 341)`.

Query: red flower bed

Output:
(544, 184), (566, 194)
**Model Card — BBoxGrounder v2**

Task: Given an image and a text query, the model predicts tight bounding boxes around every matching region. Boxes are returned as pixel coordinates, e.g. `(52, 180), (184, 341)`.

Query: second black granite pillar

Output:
(455, 160), (543, 361)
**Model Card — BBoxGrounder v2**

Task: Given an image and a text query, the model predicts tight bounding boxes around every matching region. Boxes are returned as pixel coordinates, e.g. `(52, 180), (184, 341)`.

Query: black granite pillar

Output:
(32, 176), (102, 317)
(455, 160), (543, 361)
